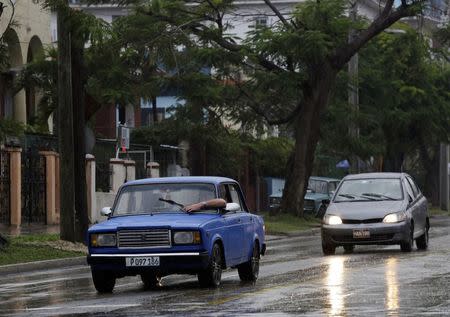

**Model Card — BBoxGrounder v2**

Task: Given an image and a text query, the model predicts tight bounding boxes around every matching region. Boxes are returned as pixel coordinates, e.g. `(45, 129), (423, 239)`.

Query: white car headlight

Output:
(323, 215), (342, 225)
(91, 233), (116, 247)
(383, 212), (406, 223)
(173, 231), (201, 244)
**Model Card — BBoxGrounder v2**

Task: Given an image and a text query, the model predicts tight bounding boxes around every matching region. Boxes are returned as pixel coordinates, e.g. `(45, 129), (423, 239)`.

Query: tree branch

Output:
(144, 10), (287, 73)
(236, 82), (301, 125)
(0, 0), (15, 42)
(331, 0), (423, 69)
(263, 0), (293, 29)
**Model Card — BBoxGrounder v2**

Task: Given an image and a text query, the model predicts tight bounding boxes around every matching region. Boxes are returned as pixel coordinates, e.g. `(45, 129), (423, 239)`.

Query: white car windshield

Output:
(334, 178), (403, 202)
(114, 183), (217, 215)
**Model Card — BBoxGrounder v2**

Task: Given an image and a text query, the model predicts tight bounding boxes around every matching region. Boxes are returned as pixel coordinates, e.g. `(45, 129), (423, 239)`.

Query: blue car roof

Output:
(124, 176), (237, 187)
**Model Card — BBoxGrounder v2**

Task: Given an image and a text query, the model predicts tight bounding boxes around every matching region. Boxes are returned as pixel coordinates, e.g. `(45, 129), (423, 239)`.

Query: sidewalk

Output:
(0, 223), (59, 236)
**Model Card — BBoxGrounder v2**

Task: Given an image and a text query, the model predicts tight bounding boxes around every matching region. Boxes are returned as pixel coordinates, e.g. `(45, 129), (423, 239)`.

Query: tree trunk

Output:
(57, 8), (75, 241)
(382, 143), (404, 172)
(420, 143), (440, 206)
(151, 96), (157, 123)
(280, 67), (337, 217)
(71, 43), (89, 243)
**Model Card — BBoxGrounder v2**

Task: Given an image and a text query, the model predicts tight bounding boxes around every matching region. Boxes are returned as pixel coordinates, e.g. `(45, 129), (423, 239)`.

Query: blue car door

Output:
(223, 212), (244, 263)
(229, 184), (253, 262)
(220, 184), (245, 264)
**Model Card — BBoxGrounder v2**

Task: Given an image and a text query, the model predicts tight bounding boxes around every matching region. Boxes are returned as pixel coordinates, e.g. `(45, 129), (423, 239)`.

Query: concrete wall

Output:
(92, 192), (116, 224)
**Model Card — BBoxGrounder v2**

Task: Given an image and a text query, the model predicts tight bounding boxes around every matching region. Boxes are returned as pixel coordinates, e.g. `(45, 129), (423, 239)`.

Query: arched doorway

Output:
(2, 28), (25, 122)
(26, 35), (44, 124)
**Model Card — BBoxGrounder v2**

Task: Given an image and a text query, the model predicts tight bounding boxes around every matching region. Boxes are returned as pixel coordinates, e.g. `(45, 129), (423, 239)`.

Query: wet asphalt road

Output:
(1, 216), (449, 317)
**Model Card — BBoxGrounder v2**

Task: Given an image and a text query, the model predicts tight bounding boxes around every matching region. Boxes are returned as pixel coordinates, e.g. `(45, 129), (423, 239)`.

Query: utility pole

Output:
(348, 1), (360, 173)
(57, 4), (76, 241)
(439, 144), (449, 211)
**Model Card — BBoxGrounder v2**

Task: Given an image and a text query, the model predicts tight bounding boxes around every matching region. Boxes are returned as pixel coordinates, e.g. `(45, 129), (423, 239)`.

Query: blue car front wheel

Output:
(198, 243), (223, 287)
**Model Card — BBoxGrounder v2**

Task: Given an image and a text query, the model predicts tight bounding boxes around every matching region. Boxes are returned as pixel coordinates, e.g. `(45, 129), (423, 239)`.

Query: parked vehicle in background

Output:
(305, 176), (341, 217)
(87, 177), (266, 293)
(269, 176), (340, 216)
(321, 173), (429, 255)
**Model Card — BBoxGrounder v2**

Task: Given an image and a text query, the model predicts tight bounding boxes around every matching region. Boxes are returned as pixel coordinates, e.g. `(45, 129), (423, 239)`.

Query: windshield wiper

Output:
(338, 194), (357, 199)
(158, 198), (187, 212)
(361, 193), (396, 200)
(337, 193), (377, 201)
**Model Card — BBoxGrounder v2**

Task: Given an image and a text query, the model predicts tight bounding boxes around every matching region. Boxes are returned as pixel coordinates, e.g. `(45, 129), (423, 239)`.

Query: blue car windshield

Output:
(114, 183), (217, 215)
(334, 178), (403, 202)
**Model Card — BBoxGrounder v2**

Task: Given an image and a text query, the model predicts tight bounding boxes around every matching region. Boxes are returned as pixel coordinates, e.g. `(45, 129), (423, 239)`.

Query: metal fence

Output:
(93, 139), (115, 192)
(21, 148), (46, 224)
(21, 133), (58, 152)
(0, 150), (10, 224)
(19, 133), (175, 192)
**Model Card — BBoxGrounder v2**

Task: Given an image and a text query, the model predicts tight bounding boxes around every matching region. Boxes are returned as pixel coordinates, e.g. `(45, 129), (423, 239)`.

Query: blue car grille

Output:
(118, 229), (171, 249)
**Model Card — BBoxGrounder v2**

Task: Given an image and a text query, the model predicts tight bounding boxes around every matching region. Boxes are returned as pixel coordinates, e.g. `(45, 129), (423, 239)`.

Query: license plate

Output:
(353, 229), (370, 239)
(126, 256), (160, 267)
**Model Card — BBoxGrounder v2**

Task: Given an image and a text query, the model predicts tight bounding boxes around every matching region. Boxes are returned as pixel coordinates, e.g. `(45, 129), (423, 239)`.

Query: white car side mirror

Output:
(225, 203), (240, 212)
(101, 207), (112, 217)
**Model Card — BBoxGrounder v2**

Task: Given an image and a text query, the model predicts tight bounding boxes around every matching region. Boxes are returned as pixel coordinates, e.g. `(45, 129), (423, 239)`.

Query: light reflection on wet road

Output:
(1, 216), (449, 316)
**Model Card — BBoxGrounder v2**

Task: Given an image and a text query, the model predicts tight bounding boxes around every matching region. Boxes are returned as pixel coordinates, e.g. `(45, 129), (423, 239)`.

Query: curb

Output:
(267, 227), (321, 239)
(0, 256), (87, 275)
(286, 227), (321, 237)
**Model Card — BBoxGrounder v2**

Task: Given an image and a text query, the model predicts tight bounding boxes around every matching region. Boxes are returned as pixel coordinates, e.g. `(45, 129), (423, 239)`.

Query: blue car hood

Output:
(89, 213), (220, 232)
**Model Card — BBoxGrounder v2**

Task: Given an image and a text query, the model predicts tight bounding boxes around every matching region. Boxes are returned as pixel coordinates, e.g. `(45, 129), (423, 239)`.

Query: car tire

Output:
(92, 269), (116, 293)
(316, 204), (327, 219)
(400, 223), (414, 252)
(416, 221), (429, 250)
(198, 243), (223, 287)
(322, 242), (336, 256)
(238, 243), (260, 282)
(141, 272), (159, 289)
(343, 245), (354, 253)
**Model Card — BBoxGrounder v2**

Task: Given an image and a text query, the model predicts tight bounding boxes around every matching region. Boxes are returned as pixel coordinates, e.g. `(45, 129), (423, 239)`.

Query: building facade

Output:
(0, 0), (52, 127)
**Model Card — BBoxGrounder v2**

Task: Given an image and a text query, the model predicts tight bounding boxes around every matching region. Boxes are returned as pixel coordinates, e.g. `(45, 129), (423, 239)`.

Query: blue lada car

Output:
(87, 176), (266, 293)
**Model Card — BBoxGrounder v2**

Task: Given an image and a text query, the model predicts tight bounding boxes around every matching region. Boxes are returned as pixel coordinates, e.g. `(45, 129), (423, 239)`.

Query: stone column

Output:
(110, 158), (125, 193)
(124, 160), (136, 182)
(6, 148), (21, 226)
(39, 151), (58, 225)
(86, 154), (96, 223)
(13, 90), (27, 123)
(147, 162), (160, 178)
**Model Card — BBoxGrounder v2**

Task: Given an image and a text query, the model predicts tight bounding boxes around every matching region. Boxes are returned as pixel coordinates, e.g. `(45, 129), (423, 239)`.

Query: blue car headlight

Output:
(173, 231), (201, 244)
(91, 233), (117, 247)
(383, 212), (406, 223)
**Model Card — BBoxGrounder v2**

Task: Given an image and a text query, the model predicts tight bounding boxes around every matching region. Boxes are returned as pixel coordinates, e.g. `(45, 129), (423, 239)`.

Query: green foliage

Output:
(0, 118), (25, 142)
(15, 47), (58, 132)
(321, 24), (450, 174)
(0, 234), (84, 266)
(260, 212), (320, 234)
(250, 137), (294, 177)
(0, 41), (9, 72)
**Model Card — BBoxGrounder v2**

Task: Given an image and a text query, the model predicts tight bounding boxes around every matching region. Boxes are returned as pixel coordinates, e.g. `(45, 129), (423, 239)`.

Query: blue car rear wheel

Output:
(238, 243), (260, 282)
